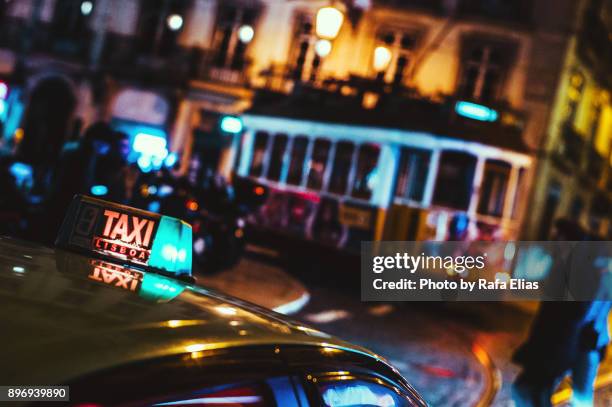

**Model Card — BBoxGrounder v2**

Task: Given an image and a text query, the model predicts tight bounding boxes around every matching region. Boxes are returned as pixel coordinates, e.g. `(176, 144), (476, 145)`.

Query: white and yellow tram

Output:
(233, 106), (531, 252)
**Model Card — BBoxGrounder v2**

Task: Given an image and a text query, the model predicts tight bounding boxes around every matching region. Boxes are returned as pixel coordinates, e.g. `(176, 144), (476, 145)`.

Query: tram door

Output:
(384, 147), (434, 241)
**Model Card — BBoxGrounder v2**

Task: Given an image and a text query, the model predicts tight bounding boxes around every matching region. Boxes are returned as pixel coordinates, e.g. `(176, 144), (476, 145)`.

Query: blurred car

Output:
(0, 196), (427, 406)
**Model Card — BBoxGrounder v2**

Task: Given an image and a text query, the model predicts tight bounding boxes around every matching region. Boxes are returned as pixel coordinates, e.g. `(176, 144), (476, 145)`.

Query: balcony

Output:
(98, 33), (254, 88)
(0, 15), (252, 88)
(0, 18), (91, 64)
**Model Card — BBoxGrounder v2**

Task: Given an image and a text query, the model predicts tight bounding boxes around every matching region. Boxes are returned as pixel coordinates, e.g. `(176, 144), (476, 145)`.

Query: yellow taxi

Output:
(0, 196), (427, 406)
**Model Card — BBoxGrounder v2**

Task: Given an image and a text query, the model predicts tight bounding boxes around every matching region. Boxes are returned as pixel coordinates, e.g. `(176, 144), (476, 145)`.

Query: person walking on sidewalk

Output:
(512, 220), (612, 407)
(569, 233), (612, 406)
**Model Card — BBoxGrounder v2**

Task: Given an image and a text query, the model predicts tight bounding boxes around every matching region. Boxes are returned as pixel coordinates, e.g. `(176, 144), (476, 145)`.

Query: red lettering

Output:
(110, 214), (129, 241)
(89, 267), (102, 281)
(142, 220), (155, 247)
(127, 217), (148, 246)
(102, 210), (120, 236)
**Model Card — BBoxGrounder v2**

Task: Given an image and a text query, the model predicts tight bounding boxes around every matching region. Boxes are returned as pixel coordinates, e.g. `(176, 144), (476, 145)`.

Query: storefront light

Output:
(0, 82), (8, 99)
(164, 152), (178, 168)
(316, 6), (344, 40)
(133, 133), (168, 157)
(166, 14), (184, 31)
(315, 39), (332, 58)
(238, 25), (255, 44)
(373, 46), (392, 72)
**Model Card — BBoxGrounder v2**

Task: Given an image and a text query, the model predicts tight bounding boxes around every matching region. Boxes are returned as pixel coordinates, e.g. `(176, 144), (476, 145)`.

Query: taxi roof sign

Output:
(56, 195), (192, 278)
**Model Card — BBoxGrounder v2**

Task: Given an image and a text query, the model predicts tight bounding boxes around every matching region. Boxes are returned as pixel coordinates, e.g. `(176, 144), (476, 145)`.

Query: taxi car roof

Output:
(0, 237), (388, 384)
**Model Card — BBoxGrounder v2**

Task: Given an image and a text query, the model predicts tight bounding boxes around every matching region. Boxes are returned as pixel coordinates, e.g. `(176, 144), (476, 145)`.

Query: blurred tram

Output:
(232, 91), (532, 252)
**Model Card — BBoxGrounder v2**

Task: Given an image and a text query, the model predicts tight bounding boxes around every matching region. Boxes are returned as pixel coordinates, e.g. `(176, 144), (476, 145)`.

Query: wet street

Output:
(295, 285), (531, 406)
(195, 246), (534, 406)
(197, 246), (612, 406)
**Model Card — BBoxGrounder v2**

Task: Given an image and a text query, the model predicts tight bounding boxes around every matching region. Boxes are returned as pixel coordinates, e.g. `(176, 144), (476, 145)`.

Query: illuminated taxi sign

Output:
(95, 208), (156, 264)
(57, 195), (192, 277)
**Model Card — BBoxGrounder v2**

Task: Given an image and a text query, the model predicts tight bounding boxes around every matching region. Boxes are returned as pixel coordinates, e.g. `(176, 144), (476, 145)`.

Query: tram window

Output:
(433, 151), (476, 210)
(328, 141), (355, 195)
(351, 144), (381, 200)
(249, 131), (269, 177)
(477, 160), (511, 217)
(267, 134), (288, 182)
(512, 167), (526, 218)
(287, 136), (309, 186)
(395, 147), (431, 202)
(307, 138), (331, 190)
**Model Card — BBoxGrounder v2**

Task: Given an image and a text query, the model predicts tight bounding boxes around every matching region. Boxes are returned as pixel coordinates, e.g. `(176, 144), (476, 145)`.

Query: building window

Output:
(289, 12), (322, 82)
(307, 138), (331, 190)
(212, 4), (258, 70)
(458, 38), (515, 103)
(137, 0), (188, 55)
(249, 131), (269, 177)
(433, 151), (477, 210)
(537, 181), (561, 240)
(395, 147), (431, 203)
(286, 136), (309, 186)
(511, 167), (526, 218)
(53, 0), (94, 41)
(564, 69), (584, 125)
(329, 141), (355, 195)
(589, 91), (604, 141)
(373, 28), (420, 85)
(267, 134), (288, 182)
(351, 144), (380, 200)
(477, 160), (511, 217)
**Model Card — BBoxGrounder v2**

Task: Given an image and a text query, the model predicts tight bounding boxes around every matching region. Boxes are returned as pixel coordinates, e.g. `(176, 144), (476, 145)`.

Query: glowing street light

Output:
(80, 0), (93, 16)
(316, 6), (344, 40)
(373, 46), (392, 72)
(238, 24), (255, 44)
(166, 14), (184, 31)
(314, 39), (332, 58)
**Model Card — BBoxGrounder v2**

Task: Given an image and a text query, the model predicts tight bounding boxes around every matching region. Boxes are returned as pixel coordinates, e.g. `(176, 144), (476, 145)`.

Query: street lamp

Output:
(238, 24), (255, 44)
(80, 1), (93, 16)
(166, 14), (184, 31)
(314, 39), (332, 58)
(315, 6), (344, 40)
(373, 45), (392, 72)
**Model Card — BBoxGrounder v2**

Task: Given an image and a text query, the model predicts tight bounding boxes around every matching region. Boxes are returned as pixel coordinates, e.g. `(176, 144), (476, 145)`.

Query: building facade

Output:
(523, 0), (612, 239)
(0, 0), (607, 240)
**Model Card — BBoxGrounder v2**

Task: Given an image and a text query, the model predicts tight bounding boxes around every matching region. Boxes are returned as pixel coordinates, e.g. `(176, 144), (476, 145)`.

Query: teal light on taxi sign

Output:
(56, 195), (193, 278)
